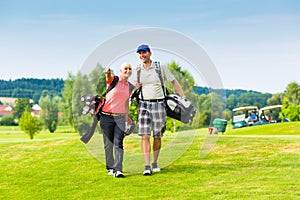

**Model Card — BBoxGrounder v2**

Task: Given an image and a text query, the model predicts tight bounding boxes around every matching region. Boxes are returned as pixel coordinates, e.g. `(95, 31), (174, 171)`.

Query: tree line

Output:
(194, 87), (272, 111)
(1, 74), (272, 110)
(0, 78), (64, 103)
(1, 62), (299, 139)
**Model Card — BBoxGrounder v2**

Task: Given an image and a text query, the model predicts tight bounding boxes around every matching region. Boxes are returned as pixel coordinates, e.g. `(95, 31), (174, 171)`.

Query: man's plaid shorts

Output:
(138, 100), (166, 138)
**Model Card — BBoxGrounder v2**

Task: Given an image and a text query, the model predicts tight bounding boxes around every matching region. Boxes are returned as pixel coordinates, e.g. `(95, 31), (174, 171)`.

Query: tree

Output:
(281, 82), (300, 122)
(191, 111), (207, 129)
(167, 61), (198, 103)
(72, 72), (92, 134)
(61, 73), (75, 127)
(129, 101), (139, 123)
(19, 107), (42, 139)
(285, 82), (300, 105)
(70, 64), (106, 134)
(39, 95), (60, 133)
(282, 97), (300, 121)
(0, 78), (64, 102)
(205, 92), (225, 126)
(0, 115), (17, 126)
(267, 93), (285, 105)
(12, 98), (33, 120)
(60, 64), (106, 131)
(223, 109), (232, 122)
(164, 62), (201, 130)
(72, 72), (93, 119)
(227, 94), (237, 111)
(89, 64), (106, 94)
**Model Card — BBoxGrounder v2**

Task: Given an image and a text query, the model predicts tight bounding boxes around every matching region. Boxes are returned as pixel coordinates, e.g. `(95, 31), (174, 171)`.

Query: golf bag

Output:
(165, 94), (196, 124)
(80, 94), (105, 144)
(81, 94), (105, 117)
(80, 76), (135, 143)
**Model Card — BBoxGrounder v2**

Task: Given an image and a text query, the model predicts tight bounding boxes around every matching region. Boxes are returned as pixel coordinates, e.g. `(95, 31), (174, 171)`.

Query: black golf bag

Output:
(165, 94), (196, 124)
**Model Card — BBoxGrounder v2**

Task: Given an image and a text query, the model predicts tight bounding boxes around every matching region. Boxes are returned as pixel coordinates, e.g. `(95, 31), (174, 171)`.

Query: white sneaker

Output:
(114, 171), (125, 178)
(153, 167), (161, 173)
(143, 169), (152, 176)
(107, 169), (114, 175)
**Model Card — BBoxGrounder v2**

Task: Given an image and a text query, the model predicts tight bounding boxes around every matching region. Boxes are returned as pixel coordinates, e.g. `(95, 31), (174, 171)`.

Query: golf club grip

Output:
(80, 117), (98, 144)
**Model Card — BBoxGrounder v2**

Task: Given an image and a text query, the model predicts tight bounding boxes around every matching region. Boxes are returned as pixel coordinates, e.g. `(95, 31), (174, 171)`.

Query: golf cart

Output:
(259, 105), (290, 124)
(232, 106), (259, 128)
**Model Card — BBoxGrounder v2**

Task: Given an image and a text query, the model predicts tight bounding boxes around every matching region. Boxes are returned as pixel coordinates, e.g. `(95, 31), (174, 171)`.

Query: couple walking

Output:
(100, 44), (185, 178)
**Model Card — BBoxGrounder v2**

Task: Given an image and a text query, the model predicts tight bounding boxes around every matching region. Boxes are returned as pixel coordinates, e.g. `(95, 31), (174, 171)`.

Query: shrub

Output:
(0, 115), (17, 126)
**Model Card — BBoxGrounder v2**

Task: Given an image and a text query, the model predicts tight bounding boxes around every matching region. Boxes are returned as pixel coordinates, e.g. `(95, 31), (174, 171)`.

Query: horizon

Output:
(0, 76), (288, 94)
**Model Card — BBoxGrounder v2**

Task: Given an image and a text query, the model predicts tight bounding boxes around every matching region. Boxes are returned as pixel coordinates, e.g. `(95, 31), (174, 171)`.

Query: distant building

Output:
(0, 104), (41, 118)
(0, 102), (62, 120)
(32, 104), (41, 111)
(0, 97), (34, 106)
(0, 105), (13, 117)
(31, 104), (41, 117)
(0, 97), (18, 106)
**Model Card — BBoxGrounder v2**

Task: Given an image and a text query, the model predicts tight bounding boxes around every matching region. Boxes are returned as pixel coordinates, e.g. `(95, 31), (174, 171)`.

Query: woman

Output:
(100, 62), (133, 178)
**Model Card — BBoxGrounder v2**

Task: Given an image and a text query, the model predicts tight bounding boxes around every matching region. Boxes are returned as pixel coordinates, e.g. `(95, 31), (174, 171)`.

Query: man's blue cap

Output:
(136, 44), (151, 53)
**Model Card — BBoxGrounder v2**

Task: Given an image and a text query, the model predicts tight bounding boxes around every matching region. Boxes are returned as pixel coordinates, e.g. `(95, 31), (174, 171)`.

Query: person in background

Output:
(248, 111), (258, 123)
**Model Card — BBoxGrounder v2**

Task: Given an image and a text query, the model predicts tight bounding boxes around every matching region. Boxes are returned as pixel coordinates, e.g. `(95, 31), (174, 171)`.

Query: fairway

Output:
(0, 123), (300, 199)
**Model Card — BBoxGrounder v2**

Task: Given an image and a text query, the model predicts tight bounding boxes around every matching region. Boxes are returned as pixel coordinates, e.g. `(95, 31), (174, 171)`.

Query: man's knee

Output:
(142, 135), (150, 140)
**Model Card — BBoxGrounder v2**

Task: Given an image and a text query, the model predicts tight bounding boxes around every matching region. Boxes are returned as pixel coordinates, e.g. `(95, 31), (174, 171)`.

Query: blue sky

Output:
(0, 0), (299, 93)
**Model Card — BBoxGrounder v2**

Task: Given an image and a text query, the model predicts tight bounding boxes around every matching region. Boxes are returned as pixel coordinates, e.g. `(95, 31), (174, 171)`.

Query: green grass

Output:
(0, 123), (300, 200)
(226, 121), (300, 135)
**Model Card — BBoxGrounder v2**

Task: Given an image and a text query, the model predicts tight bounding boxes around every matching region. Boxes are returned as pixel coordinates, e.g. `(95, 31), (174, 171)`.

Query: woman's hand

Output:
(105, 68), (111, 75)
(134, 80), (141, 89)
(105, 68), (113, 83)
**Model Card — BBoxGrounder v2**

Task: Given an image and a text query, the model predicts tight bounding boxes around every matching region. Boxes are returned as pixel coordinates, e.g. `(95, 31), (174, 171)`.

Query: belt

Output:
(101, 112), (125, 116)
(142, 99), (165, 102)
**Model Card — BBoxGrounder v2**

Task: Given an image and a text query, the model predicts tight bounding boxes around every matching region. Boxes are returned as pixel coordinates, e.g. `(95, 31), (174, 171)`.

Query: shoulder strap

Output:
(101, 76), (119, 97)
(153, 61), (167, 97)
(136, 65), (144, 100)
(137, 65), (141, 83)
(129, 82), (135, 93)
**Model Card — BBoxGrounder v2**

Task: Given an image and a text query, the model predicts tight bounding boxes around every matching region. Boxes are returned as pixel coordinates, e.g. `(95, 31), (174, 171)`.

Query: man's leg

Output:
(141, 135), (151, 166)
(152, 137), (161, 164)
(151, 101), (165, 172)
(152, 137), (161, 172)
(138, 102), (152, 175)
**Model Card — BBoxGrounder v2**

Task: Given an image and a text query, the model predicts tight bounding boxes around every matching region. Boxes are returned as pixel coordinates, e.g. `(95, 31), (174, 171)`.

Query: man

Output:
(100, 62), (133, 178)
(134, 44), (185, 176)
(248, 111), (258, 123)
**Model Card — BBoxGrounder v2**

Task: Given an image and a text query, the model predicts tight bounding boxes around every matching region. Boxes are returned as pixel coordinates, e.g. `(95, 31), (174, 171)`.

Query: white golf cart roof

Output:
(259, 105), (282, 111)
(232, 106), (259, 112)
(232, 106), (259, 123)
(259, 105), (283, 116)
